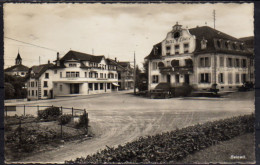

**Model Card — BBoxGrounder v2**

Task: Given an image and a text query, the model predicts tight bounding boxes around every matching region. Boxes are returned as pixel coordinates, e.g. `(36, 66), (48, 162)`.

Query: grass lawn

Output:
(180, 133), (255, 164)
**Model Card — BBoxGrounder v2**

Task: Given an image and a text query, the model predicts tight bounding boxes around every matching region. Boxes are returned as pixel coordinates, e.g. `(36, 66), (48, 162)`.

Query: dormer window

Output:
(217, 40), (221, 48)
(225, 41), (229, 49)
(69, 63), (77, 67)
(232, 42), (237, 50)
(201, 38), (207, 50)
(173, 32), (180, 39)
(240, 43), (245, 50)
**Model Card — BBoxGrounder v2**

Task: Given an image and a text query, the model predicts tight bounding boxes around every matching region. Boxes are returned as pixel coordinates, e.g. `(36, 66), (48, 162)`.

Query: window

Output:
(95, 73), (98, 78)
(118, 73), (121, 80)
(44, 81), (48, 87)
(104, 73), (106, 78)
(100, 73), (103, 78)
(28, 82), (30, 87)
(95, 83), (98, 90)
(218, 73), (224, 83)
(184, 43), (189, 53)
(227, 58), (233, 67)
(85, 72), (87, 78)
(36, 81), (37, 87)
(171, 60), (179, 67)
(31, 82), (34, 87)
(219, 57), (224, 67)
(71, 72), (76, 77)
(235, 59), (240, 67)
(166, 46), (171, 56)
(152, 62), (158, 70)
(200, 57), (211, 67)
(225, 41), (229, 49)
(175, 74), (180, 83)
(21, 72), (24, 75)
(175, 45), (179, 54)
(32, 90), (34, 96)
(242, 74), (247, 83)
(242, 59), (247, 68)
(100, 83), (104, 90)
(217, 40), (221, 48)
(107, 83), (111, 89)
(54, 70), (57, 74)
(28, 90), (30, 96)
(200, 73), (211, 83)
(66, 72), (70, 77)
(236, 74), (240, 84)
(89, 83), (93, 90)
(75, 72), (80, 77)
(44, 90), (48, 96)
(36, 90), (37, 96)
(45, 73), (49, 79)
(228, 73), (233, 84)
(152, 75), (159, 83)
(60, 72), (62, 78)
(185, 59), (193, 67)
(60, 85), (62, 91)
(69, 63), (77, 67)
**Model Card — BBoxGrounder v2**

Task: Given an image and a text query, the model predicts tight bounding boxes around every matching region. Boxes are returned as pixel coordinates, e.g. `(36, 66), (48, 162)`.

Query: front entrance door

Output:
(184, 74), (190, 84)
(167, 74), (171, 83)
(70, 84), (80, 94)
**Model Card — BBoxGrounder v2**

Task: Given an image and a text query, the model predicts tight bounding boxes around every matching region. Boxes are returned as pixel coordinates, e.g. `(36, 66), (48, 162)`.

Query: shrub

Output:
(76, 111), (89, 128)
(4, 82), (15, 100)
(66, 114), (254, 164)
(58, 114), (72, 125)
(38, 106), (61, 121)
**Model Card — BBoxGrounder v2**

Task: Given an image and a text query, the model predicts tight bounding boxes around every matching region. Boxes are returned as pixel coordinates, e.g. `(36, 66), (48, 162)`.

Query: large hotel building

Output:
(145, 23), (254, 92)
(26, 50), (120, 100)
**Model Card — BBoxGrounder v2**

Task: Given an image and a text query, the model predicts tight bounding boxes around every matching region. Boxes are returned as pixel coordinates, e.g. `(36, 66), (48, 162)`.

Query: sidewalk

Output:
(5, 90), (133, 106)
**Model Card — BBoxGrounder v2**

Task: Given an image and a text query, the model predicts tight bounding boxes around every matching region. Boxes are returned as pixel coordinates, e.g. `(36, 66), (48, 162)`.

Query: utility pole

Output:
(213, 10), (216, 29)
(134, 51), (136, 94)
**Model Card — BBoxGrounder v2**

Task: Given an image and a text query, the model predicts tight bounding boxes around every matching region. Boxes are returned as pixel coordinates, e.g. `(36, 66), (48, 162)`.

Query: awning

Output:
(112, 83), (120, 87)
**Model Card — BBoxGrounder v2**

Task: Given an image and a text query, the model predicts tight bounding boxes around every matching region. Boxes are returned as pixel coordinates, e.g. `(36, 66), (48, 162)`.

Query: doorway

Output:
(70, 84), (80, 94)
(184, 74), (190, 84)
(167, 74), (171, 83)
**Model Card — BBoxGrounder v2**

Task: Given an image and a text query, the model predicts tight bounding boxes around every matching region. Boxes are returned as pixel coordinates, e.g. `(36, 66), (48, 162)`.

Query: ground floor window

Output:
(44, 90), (48, 96)
(235, 73), (240, 84)
(175, 74), (180, 83)
(107, 83), (111, 89)
(89, 83), (93, 90)
(200, 73), (211, 83)
(242, 74), (247, 83)
(218, 73), (224, 83)
(228, 73), (233, 84)
(32, 90), (34, 96)
(100, 83), (104, 90)
(95, 83), (98, 90)
(152, 75), (159, 83)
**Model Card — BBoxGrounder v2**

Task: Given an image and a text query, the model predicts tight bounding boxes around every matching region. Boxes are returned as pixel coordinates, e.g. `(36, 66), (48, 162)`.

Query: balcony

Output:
(159, 65), (193, 74)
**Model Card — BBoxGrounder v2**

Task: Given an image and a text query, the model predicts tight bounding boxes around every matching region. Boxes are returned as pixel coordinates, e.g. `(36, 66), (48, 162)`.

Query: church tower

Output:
(15, 51), (22, 65)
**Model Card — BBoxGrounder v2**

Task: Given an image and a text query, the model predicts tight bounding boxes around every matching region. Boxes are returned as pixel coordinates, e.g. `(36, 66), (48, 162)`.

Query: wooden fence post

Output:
(24, 105), (26, 116)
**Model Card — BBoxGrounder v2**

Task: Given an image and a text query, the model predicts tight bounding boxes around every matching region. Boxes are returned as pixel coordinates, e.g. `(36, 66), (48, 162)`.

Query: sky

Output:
(4, 3), (254, 69)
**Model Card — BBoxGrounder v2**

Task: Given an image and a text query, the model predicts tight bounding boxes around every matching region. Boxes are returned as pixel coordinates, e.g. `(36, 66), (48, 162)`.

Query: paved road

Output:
(8, 91), (254, 163)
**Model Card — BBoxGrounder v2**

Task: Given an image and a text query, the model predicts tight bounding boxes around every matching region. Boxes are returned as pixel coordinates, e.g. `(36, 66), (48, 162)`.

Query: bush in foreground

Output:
(58, 114), (72, 125)
(38, 106), (61, 121)
(66, 114), (254, 164)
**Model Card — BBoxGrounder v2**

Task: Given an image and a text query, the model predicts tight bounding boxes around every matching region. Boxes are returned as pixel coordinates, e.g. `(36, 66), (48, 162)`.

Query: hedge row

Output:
(66, 114), (254, 164)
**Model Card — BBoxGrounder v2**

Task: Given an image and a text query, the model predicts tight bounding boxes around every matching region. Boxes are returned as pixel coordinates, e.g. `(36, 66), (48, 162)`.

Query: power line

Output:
(5, 36), (59, 52)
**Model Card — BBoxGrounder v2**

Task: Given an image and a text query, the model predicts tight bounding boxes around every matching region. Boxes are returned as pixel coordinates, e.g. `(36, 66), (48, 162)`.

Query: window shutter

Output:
(223, 73), (225, 83)
(198, 74), (201, 83)
(208, 57), (211, 67)
(218, 73), (221, 83)
(208, 73), (211, 83)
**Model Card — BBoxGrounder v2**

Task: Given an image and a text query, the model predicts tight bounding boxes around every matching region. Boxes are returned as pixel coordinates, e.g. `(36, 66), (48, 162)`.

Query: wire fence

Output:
(4, 105), (89, 150)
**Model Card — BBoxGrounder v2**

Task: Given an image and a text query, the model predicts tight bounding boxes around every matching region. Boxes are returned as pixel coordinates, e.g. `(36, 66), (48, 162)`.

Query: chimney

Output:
(48, 60), (50, 64)
(115, 57), (117, 62)
(57, 52), (60, 61)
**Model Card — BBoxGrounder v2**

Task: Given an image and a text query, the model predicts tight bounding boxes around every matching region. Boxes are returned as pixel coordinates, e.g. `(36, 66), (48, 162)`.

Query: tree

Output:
(5, 82), (15, 99)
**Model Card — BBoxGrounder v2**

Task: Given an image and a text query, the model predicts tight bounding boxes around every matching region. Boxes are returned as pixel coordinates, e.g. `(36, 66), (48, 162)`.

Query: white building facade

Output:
(145, 23), (253, 92)
(27, 50), (119, 100)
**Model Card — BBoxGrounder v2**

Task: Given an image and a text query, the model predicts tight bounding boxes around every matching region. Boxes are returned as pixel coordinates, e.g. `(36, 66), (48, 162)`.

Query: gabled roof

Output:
(29, 63), (54, 79)
(145, 26), (252, 60)
(60, 50), (105, 63)
(4, 64), (29, 72)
